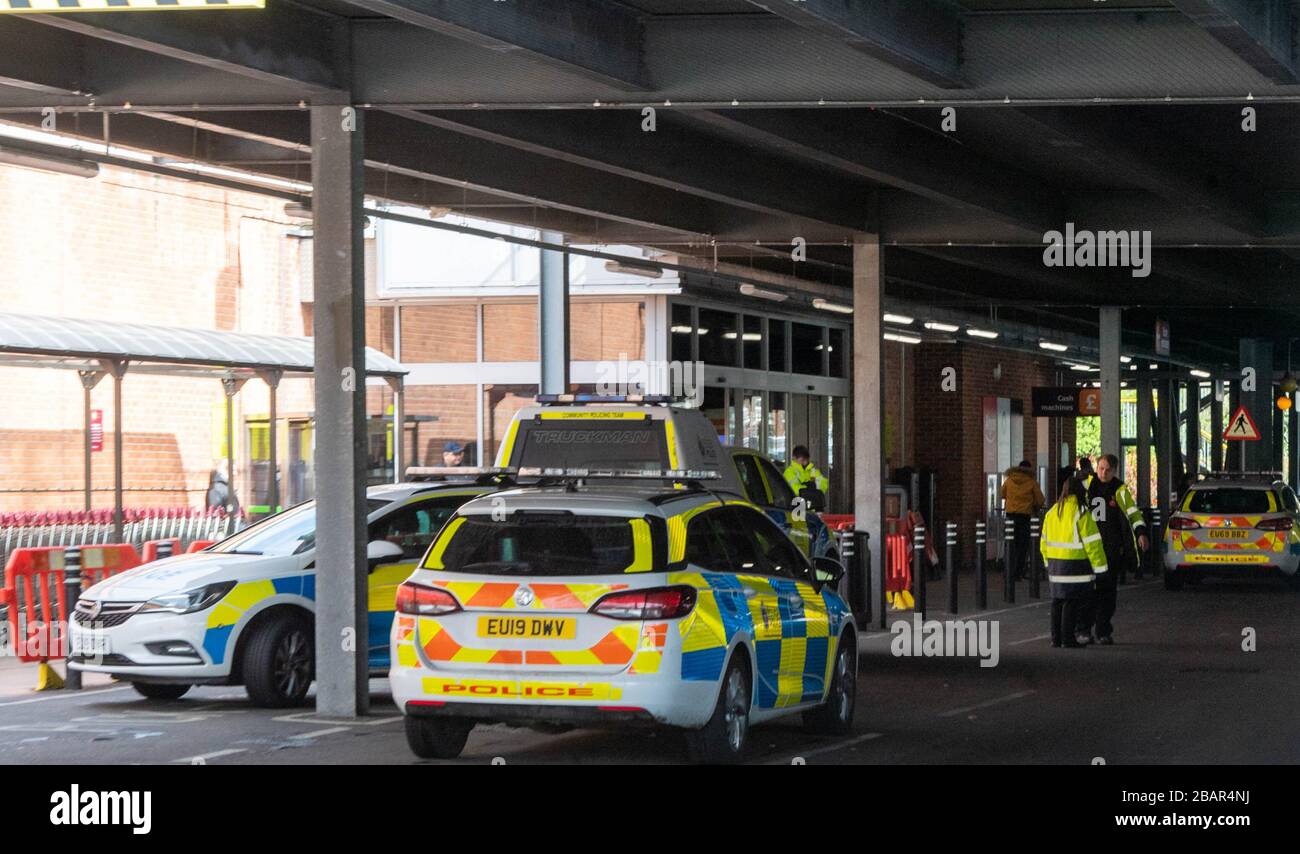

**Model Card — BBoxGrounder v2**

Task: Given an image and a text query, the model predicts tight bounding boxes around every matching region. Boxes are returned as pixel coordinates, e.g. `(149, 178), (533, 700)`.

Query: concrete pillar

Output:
(310, 102), (369, 718)
(1228, 378), (1242, 471)
(1099, 307), (1122, 458)
(1156, 376), (1175, 512)
(538, 230), (570, 395)
(852, 236), (884, 623)
(1240, 339), (1274, 471)
(1135, 376), (1152, 508)
(1210, 377), (1224, 473)
(1290, 389), (1299, 485)
(1186, 377), (1201, 482)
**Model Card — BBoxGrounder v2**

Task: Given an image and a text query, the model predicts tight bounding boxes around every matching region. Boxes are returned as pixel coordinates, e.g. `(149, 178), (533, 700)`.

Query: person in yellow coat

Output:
(1001, 460), (1045, 580)
(1040, 475), (1109, 648)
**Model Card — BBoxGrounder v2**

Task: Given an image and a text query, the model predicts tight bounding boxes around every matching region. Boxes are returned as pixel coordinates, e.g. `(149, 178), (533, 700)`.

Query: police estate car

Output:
(1164, 473), (1300, 589)
(389, 477), (857, 763)
(68, 481), (492, 706)
(496, 395), (838, 561)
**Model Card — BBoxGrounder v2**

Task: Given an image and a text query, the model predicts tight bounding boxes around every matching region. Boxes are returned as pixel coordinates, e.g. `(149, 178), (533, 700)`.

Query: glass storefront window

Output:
(399, 305), (477, 362)
(792, 322), (824, 375)
(402, 385), (480, 467)
(742, 316), (763, 369)
(570, 301), (645, 361)
(698, 308), (738, 366)
(483, 384), (539, 465)
(483, 303), (538, 361)
(768, 320), (788, 372)
(828, 327), (846, 378)
(740, 389), (763, 450)
(767, 391), (787, 461)
(670, 303), (693, 363)
(701, 386), (727, 445)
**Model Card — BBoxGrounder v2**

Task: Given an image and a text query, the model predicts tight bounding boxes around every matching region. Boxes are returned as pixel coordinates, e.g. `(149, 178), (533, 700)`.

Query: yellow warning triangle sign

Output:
(1224, 406), (1261, 441)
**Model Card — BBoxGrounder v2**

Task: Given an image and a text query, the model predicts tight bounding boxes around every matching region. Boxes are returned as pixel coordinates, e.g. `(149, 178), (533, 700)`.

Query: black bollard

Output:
(945, 521), (958, 614)
(157, 540), (174, 559)
(912, 524), (926, 620)
(1150, 506), (1162, 577)
(1003, 517), (1016, 604)
(1029, 515), (1042, 599)
(974, 520), (987, 611)
(63, 546), (82, 691)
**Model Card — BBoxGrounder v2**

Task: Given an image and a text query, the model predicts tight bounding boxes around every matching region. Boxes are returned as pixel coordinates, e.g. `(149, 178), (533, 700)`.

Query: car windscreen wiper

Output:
(461, 561), (534, 575)
(221, 549), (264, 555)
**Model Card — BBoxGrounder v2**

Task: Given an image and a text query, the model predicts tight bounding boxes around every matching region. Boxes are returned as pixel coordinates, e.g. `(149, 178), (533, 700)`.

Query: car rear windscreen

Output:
(512, 419), (667, 471)
(1186, 488), (1273, 514)
(433, 512), (662, 576)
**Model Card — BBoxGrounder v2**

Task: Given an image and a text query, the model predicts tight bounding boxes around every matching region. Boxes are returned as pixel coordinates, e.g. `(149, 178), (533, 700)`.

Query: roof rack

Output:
(1201, 470), (1284, 481)
(535, 393), (678, 406)
(516, 466), (720, 481)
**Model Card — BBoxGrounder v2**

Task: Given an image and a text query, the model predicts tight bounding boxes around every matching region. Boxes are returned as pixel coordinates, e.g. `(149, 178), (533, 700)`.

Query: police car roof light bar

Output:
(535, 394), (677, 406)
(515, 467), (721, 480)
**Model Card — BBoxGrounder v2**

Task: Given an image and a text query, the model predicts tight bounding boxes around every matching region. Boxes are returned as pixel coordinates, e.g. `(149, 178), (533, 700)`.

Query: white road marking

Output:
(288, 727), (350, 740)
(272, 711), (401, 726)
(938, 689), (1036, 718)
(1008, 633), (1053, 646)
(0, 686), (129, 707)
(171, 748), (247, 764)
(761, 732), (883, 764)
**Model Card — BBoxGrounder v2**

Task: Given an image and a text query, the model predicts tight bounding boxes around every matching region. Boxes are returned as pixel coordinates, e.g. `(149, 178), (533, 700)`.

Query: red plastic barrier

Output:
(186, 540), (216, 553)
(819, 513), (855, 532)
(141, 538), (182, 563)
(0, 544), (141, 662)
(885, 532), (911, 594)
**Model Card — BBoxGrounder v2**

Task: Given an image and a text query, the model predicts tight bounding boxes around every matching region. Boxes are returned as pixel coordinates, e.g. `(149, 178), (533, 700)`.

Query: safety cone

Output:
(35, 660), (64, 691)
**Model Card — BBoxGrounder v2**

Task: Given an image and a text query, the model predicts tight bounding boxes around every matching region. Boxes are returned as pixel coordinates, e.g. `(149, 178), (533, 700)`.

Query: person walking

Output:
(1082, 453), (1148, 644)
(1041, 475), (1109, 648)
(1001, 460), (1045, 580)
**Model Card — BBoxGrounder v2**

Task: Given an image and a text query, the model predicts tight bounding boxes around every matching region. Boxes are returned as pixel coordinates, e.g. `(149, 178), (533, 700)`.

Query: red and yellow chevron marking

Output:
(417, 618), (639, 667)
(428, 580), (629, 610)
(1175, 530), (1284, 552)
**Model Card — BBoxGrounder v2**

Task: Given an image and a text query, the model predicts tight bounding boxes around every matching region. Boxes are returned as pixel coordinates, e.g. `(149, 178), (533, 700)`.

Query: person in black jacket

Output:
(1081, 453), (1148, 644)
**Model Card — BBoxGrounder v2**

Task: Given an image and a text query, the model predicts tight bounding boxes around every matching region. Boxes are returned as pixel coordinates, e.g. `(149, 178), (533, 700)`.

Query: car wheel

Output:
(131, 682), (191, 701)
(243, 613), (313, 708)
(686, 654), (751, 764)
(404, 716), (473, 760)
(803, 632), (857, 735)
(1164, 570), (1184, 591)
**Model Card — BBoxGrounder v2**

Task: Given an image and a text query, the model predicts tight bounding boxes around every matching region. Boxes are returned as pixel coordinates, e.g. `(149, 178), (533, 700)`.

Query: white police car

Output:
(68, 481), (491, 706)
(390, 475), (857, 763)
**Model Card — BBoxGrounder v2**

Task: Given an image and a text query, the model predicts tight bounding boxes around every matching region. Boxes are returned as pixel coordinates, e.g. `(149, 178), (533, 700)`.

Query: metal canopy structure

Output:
(0, 311), (408, 545)
(3, 0), (1298, 715)
(0, 311), (406, 378)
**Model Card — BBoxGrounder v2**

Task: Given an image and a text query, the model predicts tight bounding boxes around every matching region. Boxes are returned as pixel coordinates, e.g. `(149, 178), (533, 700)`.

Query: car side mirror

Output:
(366, 539), (405, 568)
(812, 556), (845, 586)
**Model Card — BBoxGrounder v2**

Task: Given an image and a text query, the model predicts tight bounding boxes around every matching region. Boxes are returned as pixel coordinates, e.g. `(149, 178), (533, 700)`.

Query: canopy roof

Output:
(0, 312), (405, 379)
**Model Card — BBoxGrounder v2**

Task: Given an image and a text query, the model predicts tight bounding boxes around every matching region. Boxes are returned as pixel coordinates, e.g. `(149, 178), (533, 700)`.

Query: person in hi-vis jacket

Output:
(1041, 475), (1109, 648)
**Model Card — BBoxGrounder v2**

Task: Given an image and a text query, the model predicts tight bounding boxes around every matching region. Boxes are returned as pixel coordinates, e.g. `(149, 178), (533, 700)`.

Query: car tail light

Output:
(1168, 517), (1201, 530)
(395, 582), (461, 616)
(590, 586), (696, 620)
(1257, 517), (1294, 531)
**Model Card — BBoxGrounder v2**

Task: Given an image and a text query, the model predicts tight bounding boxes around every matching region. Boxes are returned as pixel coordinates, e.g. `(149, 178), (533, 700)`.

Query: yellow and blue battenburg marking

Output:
(0, 0), (264, 12)
(671, 570), (847, 709)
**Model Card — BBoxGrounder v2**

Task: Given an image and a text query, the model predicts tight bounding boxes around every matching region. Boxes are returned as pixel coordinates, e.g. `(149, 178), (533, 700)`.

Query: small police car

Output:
(68, 480), (492, 706)
(1163, 473), (1300, 589)
(496, 395), (838, 561)
(389, 475), (857, 763)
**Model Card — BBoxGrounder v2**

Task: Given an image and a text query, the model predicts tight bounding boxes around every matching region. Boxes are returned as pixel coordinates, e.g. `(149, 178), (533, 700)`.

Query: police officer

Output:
(1081, 453), (1148, 644)
(783, 445), (829, 496)
(1041, 475), (1109, 648)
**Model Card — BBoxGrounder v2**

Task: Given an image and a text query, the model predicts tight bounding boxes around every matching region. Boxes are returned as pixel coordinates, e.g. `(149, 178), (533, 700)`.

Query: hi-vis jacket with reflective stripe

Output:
(1040, 495), (1109, 599)
(1083, 474), (1146, 538)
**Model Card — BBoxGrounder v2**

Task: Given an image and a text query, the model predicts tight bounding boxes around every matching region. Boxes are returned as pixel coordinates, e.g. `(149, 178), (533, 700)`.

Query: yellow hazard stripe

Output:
(0, 0), (263, 11)
(422, 517), (465, 570)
